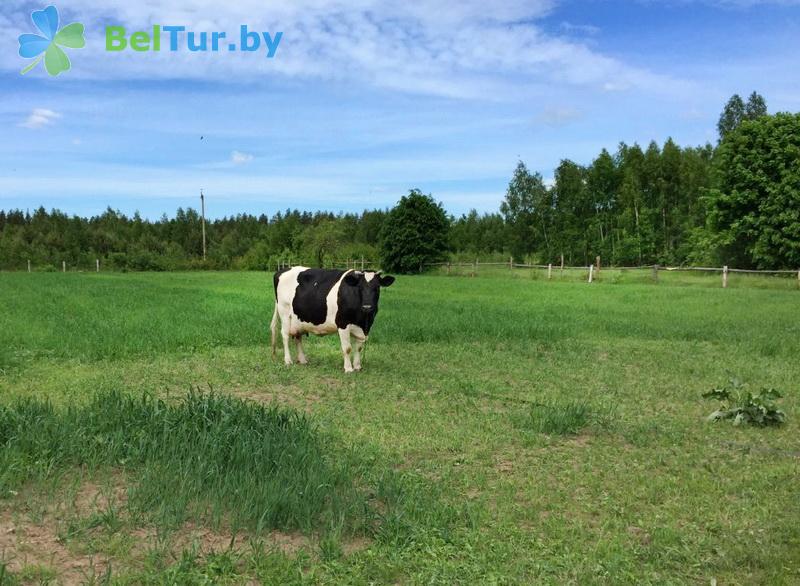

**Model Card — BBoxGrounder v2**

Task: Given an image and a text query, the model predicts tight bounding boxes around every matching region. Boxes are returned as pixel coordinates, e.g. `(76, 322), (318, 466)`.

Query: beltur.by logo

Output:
(18, 5), (85, 76)
(17, 6), (283, 78)
(105, 25), (283, 57)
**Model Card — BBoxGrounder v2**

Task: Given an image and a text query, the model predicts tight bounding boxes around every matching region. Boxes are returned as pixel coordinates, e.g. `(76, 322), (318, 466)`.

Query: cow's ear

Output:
(378, 274), (395, 287)
(343, 272), (361, 286)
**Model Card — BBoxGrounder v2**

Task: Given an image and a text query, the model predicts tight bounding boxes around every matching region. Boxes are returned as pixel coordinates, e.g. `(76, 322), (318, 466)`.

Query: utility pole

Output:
(200, 189), (207, 262)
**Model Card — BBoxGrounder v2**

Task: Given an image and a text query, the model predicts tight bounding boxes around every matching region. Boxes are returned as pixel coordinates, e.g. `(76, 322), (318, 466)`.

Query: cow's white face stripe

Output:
(364, 271), (376, 282)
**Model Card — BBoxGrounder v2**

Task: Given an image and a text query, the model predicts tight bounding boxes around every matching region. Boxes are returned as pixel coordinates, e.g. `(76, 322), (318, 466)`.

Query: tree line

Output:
(1, 92), (798, 272)
(0, 207), (387, 271)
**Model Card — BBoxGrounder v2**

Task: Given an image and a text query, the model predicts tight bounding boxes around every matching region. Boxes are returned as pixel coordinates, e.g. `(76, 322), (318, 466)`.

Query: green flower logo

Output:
(18, 5), (85, 76)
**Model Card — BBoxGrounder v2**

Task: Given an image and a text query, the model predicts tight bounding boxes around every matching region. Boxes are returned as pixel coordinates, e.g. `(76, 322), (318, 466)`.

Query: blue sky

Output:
(1, 0), (799, 219)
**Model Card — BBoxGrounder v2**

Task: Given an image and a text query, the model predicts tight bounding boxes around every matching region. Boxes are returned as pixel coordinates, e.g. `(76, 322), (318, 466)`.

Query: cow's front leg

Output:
(338, 328), (354, 373)
(281, 320), (293, 366)
(294, 334), (308, 364)
(351, 330), (367, 371)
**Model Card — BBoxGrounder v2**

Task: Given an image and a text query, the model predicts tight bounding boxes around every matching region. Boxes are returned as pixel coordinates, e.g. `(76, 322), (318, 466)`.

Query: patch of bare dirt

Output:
(494, 459), (515, 473)
(565, 433), (592, 448)
(165, 523), (310, 556)
(0, 508), (109, 585)
(0, 476), (132, 583)
(465, 488), (481, 500)
(316, 376), (343, 390)
(70, 474), (129, 514)
(234, 386), (322, 412)
(627, 525), (652, 545)
(0, 475), (369, 583)
(342, 536), (371, 556)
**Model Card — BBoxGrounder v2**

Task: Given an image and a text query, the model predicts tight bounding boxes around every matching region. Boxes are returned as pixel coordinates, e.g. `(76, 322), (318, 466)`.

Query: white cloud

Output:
(603, 81), (631, 92)
(536, 106), (583, 127)
(0, 0), (688, 99)
(679, 108), (706, 121)
(230, 150), (254, 164)
(20, 108), (61, 129)
(706, 0), (800, 5)
(559, 21), (600, 35)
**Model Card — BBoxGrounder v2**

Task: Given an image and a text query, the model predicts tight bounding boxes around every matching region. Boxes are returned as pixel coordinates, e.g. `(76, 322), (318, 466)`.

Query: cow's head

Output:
(343, 270), (395, 314)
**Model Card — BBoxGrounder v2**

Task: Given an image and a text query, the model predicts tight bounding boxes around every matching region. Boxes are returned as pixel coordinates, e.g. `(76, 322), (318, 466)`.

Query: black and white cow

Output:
(270, 267), (395, 372)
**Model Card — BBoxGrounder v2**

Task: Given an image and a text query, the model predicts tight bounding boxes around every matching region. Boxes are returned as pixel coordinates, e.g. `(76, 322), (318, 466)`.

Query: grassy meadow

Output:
(0, 271), (798, 584)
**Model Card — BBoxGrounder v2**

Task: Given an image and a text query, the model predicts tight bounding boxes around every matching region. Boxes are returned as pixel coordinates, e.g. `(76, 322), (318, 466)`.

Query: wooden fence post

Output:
(447, 262), (451, 275)
(96, 259), (100, 272)
(588, 264), (594, 283)
(62, 260), (66, 273)
(722, 265), (728, 288)
(27, 259), (31, 273)
(509, 256), (513, 270)
(547, 263), (552, 280)
(797, 269), (800, 289)
(473, 258), (477, 278)
(596, 256), (601, 274)
(560, 254), (564, 278)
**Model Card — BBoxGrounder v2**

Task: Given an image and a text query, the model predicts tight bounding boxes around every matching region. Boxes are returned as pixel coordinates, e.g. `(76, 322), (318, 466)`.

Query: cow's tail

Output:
(270, 303), (279, 358)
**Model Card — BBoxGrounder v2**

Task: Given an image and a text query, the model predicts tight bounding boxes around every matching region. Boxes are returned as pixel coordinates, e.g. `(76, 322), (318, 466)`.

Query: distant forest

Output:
(2, 92), (798, 271)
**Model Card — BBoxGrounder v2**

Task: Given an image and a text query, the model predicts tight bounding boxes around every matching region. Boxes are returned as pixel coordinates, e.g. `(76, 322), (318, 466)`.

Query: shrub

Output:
(702, 377), (786, 427)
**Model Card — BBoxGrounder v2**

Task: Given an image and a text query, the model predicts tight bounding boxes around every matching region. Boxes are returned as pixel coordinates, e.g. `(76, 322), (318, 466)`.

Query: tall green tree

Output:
(718, 92), (767, 141)
(298, 219), (346, 267)
(707, 112), (800, 268)
(660, 138), (683, 258)
(552, 159), (588, 264)
(586, 149), (618, 262)
(717, 94), (746, 141)
(744, 91), (767, 120)
(379, 189), (450, 273)
(500, 162), (550, 260)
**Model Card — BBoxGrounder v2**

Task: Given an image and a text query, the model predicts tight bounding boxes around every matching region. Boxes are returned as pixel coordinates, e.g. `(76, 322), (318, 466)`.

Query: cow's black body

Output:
(273, 268), (385, 334)
(293, 268), (345, 326)
(271, 267), (395, 371)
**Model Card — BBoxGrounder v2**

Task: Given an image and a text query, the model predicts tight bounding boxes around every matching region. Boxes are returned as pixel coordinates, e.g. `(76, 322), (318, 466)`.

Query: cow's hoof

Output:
(284, 360), (293, 366)
(297, 358), (308, 365)
(344, 367), (355, 374)
(353, 365), (362, 371)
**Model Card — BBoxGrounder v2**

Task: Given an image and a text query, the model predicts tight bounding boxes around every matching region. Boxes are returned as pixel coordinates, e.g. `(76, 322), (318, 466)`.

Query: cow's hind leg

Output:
(338, 328), (354, 373)
(294, 334), (308, 364)
(280, 315), (293, 366)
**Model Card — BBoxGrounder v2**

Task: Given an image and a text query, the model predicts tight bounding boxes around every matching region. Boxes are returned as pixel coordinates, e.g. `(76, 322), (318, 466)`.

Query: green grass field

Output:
(0, 272), (798, 584)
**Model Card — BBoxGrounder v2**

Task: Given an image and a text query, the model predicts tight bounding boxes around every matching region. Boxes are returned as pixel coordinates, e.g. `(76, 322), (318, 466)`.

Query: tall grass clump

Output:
(518, 400), (592, 436)
(0, 391), (372, 535)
